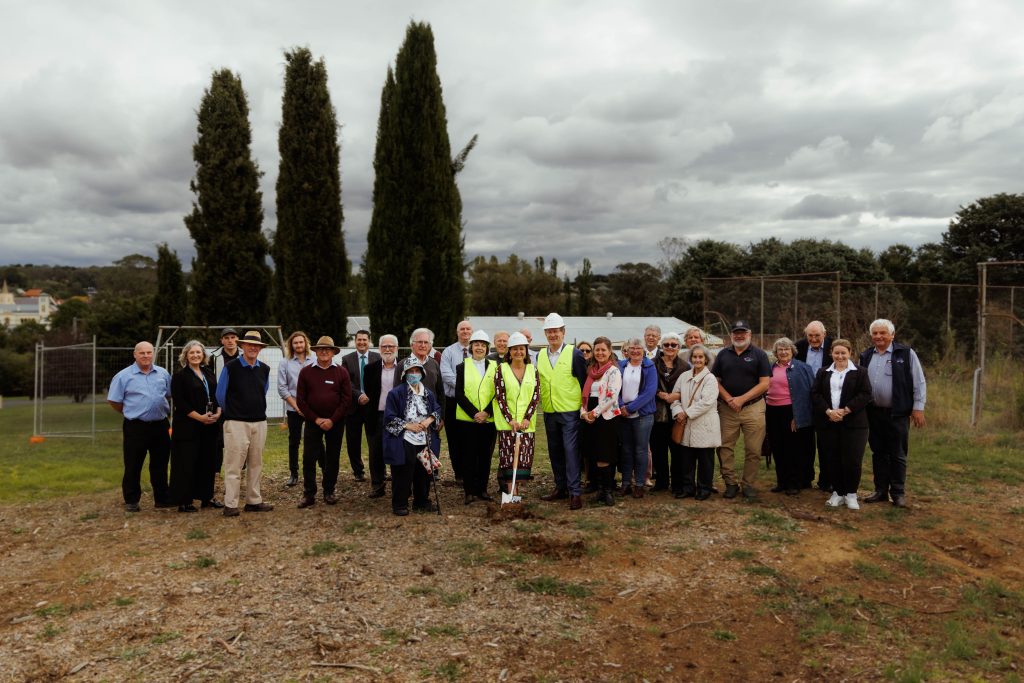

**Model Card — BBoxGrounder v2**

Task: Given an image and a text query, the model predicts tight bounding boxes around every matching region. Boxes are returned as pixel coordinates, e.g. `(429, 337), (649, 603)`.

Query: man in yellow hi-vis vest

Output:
(536, 313), (590, 510)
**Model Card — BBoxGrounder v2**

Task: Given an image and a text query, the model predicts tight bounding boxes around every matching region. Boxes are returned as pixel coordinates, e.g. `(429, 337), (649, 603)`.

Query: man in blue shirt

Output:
(107, 341), (172, 512)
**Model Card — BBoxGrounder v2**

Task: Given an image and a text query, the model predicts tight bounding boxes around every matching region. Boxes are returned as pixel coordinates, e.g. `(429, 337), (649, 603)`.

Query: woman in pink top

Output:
(765, 337), (816, 495)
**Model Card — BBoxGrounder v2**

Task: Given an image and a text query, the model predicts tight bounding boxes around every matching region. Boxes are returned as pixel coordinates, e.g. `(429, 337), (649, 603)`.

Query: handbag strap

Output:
(686, 374), (708, 409)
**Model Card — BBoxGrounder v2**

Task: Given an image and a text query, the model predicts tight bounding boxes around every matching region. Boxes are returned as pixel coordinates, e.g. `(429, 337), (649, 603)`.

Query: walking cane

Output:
(501, 431), (523, 506)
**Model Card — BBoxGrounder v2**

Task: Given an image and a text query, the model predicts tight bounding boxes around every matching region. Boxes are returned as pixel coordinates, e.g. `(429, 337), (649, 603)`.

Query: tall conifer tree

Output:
(365, 22), (467, 344)
(184, 69), (270, 325)
(272, 48), (347, 340)
(153, 243), (187, 327)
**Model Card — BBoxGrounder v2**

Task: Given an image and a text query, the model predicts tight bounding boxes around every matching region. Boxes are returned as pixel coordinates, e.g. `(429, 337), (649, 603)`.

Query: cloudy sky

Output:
(1, 0), (1023, 274)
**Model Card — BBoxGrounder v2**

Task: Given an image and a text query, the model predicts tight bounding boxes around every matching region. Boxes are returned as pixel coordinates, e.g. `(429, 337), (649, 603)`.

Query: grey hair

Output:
(772, 337), (797, 355)
(644, 324), (662, 336)
(805, 320), (826, 334)
(688, 343), (711, 364)
(410, 327), (435, 345)
(683, 327), (704, 342)
(178, 340), (208, 367)
(624, 336), (644, 350)
(869, 318), (895, 334)
(660, 332), (681, 346)
(379, 334), (398, 347)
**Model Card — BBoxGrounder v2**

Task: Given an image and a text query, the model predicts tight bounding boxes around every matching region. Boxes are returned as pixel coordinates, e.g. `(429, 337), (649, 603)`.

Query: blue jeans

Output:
(544, 411), (582, 496)
(620, 414), (654, 488)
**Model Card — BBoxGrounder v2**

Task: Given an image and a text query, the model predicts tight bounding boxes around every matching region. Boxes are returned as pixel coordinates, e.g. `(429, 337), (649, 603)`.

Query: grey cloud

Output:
(781, 194), (866, 220)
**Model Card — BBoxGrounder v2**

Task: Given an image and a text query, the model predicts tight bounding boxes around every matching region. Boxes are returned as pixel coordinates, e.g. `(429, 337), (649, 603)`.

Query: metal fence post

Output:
(91, 335), (97, 442)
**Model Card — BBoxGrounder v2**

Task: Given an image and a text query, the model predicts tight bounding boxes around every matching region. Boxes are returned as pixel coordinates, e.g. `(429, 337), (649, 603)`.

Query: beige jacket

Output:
(670, 367), (722, 448)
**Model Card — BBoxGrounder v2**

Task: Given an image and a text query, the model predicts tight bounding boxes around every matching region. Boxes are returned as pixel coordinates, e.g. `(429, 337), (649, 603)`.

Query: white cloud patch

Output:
(782, 135), (850, 175)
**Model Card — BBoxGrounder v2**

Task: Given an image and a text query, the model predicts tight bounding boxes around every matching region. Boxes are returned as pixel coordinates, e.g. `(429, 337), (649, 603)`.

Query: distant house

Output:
(0, 280), (55, 328)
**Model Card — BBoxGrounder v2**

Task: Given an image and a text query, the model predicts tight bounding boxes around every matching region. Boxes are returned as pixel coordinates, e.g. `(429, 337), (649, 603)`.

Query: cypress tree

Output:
(576, 258), (594, 316)
(184, 69), (270, 326)
(272, 47), (348, 341)
(365, 22), (468, 344)
(153, 243), (187, 327)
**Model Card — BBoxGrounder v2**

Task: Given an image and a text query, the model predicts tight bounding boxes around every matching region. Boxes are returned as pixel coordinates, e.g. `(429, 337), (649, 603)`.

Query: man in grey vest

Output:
(860, 319), (926, 509)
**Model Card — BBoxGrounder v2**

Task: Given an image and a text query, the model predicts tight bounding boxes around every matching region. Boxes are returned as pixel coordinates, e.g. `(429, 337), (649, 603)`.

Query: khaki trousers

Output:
(717, 400), (766, 490)
(223, 420), (267, 509)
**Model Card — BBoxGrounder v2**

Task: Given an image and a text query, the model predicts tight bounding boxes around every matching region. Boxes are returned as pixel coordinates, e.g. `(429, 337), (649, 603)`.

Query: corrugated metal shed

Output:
(463, 315), (723, 348)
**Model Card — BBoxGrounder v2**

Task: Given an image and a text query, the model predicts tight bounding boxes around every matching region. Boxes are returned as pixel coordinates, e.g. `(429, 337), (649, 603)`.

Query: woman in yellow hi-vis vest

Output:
(493, 332), (540, 498)
(455, 330), (498, 504)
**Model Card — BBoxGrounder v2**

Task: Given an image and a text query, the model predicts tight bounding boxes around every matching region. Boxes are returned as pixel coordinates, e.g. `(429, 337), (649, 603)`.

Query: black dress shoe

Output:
(540, 488), (568, 501)
(675, 490), (694, 499)
(723, 484), (740, 499)
(863, 491), (888, 504)
(477, 492), (495, 502)
(817, 483), (832, 492)
(891, 495), (908, 508)
(324, 493), (338, 505)
(582, 481), (599, 494)
(201, 499), (225, 509)
(125, 502), (140, 512)
(368, 487), (386, 499)
(297, 495), (315, 509)
(178, 504), (198, 513)
(785, 489), (800, 496)
(393, 507), (409, 516)
(223, 507), (239, 517)
(770, 485), (785, 493)
(285, 474), (299, 487)
(154, 501), (176, 509)
(244, 502), (274, 512)
(353, 473), (366, 482)
(695, 490), (711, 501)
(414, 502), (438, 513)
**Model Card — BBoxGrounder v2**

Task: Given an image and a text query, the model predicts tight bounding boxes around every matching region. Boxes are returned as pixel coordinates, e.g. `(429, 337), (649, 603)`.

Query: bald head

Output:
(133, 342), (155, 371)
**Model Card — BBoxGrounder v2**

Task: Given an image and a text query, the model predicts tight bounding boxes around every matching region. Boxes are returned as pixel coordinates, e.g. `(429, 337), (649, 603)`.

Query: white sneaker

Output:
(826, 492), (844, 508)
(845, 493), (860, 510)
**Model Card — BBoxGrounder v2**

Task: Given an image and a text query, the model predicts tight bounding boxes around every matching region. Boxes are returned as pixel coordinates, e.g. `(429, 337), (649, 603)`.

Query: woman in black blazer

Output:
(811, 338), (872, 510)
(170, 340), (221, 512)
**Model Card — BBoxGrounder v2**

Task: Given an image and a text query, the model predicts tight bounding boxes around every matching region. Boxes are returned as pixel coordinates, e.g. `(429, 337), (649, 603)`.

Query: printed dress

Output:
(493, 365), (540, 482)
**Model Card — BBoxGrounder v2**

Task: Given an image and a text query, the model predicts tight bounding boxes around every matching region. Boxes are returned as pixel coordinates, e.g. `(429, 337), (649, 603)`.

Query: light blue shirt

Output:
(107, 363), (171, 421)
(277, 354), (314, 412)
(440, 342), (469, 398)
(866, 344), (927, 411)
(805, 345), (825, 374)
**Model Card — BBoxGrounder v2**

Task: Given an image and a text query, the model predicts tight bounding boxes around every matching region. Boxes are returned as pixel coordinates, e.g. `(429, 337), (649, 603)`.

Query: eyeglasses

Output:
(380, 345), (397, 349)
(579, 348), (592, 354)
(662, 343), (679, 348)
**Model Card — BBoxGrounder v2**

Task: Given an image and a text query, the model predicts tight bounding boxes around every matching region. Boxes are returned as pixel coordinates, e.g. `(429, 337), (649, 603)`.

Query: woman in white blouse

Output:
(670, 344), (721, 500)
(810, 339), (873, 509)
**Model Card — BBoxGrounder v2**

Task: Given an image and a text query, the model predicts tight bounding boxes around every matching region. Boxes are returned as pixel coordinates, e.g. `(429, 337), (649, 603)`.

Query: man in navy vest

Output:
(860, 319), (927, 509)
(216, 330), (274, 517)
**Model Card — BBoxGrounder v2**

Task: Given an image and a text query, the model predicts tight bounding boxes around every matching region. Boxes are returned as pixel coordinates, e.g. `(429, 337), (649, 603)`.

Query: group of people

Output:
(106, 313), (926, 518)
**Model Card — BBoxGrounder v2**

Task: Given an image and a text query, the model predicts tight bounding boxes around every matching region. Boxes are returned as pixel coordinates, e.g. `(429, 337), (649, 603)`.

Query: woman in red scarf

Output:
(579, 337), (622, 506)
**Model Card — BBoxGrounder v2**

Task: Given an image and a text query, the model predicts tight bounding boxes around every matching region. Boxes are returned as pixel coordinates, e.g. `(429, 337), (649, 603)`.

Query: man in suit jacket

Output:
(794, 320), (833, 490)
(341, 329), (380, 483)
(363, 334), (403, 498)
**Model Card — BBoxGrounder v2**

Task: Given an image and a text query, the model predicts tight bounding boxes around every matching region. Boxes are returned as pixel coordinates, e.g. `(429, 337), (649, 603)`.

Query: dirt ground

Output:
(1, 467), (1022, 682)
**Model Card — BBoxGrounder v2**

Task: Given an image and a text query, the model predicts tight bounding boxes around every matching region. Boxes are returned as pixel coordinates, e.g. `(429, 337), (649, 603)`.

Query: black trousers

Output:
(867, 406), (910, 496)
(345, 404), (370, 477)
(367, 412), (387, 490)
(679, 446), (715, 494)
(798, 428), (825, 488)
(817, 424), (869, 496)
(459, 420), (496, 496)
(766, 404), (807, 491)
(444, 399), (464, 480)
(392, 440), (431, 511)
(122, 418), (171, 505)
(286, 410), (305, 476)
(170, 424), (218, 504)
(649, 421), (683, 492)
(303, 421), (344, 496)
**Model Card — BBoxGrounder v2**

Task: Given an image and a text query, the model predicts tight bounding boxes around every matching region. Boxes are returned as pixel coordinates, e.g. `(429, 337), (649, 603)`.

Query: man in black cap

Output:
(711, 320), (771, 500)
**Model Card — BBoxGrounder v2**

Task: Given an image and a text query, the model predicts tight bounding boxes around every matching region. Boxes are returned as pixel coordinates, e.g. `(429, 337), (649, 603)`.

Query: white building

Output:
(0, 281), (55, 328)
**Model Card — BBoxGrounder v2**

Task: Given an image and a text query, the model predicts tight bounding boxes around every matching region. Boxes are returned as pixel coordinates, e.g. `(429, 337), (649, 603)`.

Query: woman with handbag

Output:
(670, 344), (720, 500)
(649, 332), (688, 494)
(579, 337), (622, 506)
(170, 340), (221, 512)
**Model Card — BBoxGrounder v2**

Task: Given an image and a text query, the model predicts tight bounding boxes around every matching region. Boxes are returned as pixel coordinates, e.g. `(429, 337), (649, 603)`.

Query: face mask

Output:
(406, 373), (422, 386)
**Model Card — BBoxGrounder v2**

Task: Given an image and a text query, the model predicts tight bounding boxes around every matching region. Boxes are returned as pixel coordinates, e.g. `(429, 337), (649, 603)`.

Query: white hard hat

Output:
(543, 312), (565, 330)
(506, 332), (529, 348)
(469, 330), (491, 344)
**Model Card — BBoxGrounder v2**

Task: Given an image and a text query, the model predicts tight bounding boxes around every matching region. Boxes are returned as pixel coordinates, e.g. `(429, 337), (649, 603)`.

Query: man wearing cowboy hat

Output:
(296, 336), (353, 507)
(216, 330), (274, 516)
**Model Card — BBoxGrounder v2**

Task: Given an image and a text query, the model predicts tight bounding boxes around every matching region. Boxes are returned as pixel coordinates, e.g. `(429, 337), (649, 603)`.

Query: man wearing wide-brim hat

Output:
(216, 330), (274, 516)
(296, 336), (353, 508)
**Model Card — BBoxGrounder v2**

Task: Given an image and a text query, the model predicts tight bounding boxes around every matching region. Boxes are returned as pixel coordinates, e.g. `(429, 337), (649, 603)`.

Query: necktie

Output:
(359, 355), (366, 388)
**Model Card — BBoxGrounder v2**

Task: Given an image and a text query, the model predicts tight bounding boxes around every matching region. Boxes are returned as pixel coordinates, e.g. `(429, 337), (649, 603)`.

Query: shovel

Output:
(501, 431), (523, 506)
